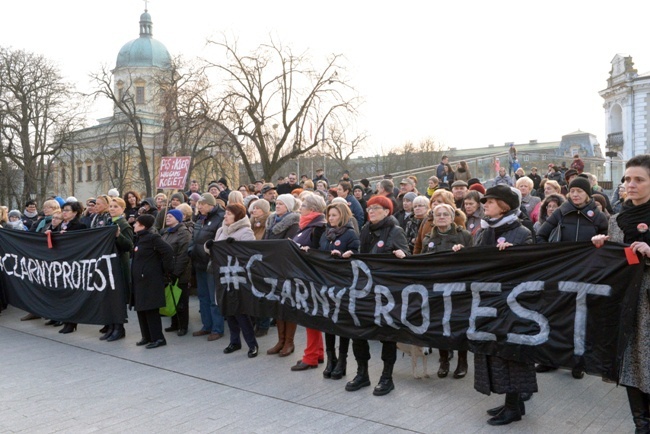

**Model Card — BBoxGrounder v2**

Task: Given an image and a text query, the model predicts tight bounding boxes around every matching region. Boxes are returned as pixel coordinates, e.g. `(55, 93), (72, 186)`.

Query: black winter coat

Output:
(536, 199), (608, 243)
(359, 216), (410, 254)
(292, 214), (326, 249)
(318, 222), (360, 253)
(161, 223), (192, 284)
(189, 205), (225, 271)
(130, 229), (174, 312)
(264, 212), (300, 240)
(420, 224), (473, 254)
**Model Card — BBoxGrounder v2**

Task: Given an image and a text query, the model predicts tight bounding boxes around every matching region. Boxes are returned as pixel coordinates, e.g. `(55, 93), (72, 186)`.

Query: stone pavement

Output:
(0, 298), (633, 433)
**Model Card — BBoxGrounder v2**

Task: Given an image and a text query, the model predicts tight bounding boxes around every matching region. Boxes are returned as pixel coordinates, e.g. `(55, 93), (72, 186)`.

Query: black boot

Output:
(99, 325), (114, 341)
(323, 351), (337, 379)
(487, 393), (522, 426)
(59, 323), (77, 334)
(106, 324), (125, 342)
(627, 386), (650, 433)
(331, 354), (347, 380)
(438, 349), (450, 378)
(373, 362), (395, 396)
(453, 350), (468, 379)
(345, 360), (371, 391)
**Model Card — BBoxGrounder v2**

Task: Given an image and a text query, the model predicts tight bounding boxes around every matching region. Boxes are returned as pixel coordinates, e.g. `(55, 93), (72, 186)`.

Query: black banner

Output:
(212, 240), (644, 379)
(0, 228), (127, 325)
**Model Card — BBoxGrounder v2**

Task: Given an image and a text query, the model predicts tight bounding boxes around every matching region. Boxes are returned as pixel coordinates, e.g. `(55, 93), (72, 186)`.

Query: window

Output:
(97, 164), (102, 181)
(77, 167), (83, 183)
(136, 86), (145, 104)
(86, 165), (92, 182)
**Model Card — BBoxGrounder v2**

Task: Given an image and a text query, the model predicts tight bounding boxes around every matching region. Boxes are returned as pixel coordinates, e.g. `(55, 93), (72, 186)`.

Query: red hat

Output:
(469, 183), (486, 195)
(367, 195), (393, 214)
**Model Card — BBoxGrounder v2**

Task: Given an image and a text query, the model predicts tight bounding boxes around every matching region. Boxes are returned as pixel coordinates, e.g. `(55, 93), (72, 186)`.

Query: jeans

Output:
(195, 270), (224, 334)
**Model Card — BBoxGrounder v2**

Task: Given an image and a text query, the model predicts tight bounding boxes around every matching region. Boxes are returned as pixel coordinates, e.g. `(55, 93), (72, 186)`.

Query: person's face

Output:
(171, 197), (181, 208)
(431, 196), (445, 207)
(209, 186), (219, 195)
(108, 202), (124, 218)
(42, 203), (56, 216)
(275, 200), (288, 216)
(544, 184), (557, 196)
(413, 202), (428, 217)
(532, 169), (537, 175)
(403, 200), (413, 212)
(499, 168), (506, 176)
(400, 183), (413, 193)
(127, 194), (137, 206)
(197, 202), (211, 215)
(51, 213), (63, 227)
(95, 198), (108, 213)
(625, 166), (650, 205)
(299, 203), (311, 216)
(9, 215), (20, 222)
(518, 184), (530, 196)
(546, 200), (559, 216)
(133, 221), (144, 232)
(238, 187), (249, 197)
(567, 175), (577, 185)
(263, 190), (276, 202)
(464, 199), (478, 216)
(327, 208), (341, 227)
(26, 204), (37, 213)
(433, 208), (452, 229)
(252, 206), (264, 218)
(224, 210), (235, 225)
(367, 204), (389, 223)
(165, 212), (179, 227)
(61, 207), (76, 222)
(428, 179), (436, 189)
(317, 182), (326, 192)
(190, 181), (199, 192)
(442, 157), (448, 164)
(452, 186), (467, 200)
(288, 175), (297, 184)
(353, 189), (363, 200)
(569, 188), (588, 207)
(336, 185), (346, 198)
(327, 192), (335, 202)
(86, 202), (95, 213)
(218, 182), (227, 191)
(255, 182), (263, 192)
(156, 196), (166, 207)
(483, 198), (503, 219)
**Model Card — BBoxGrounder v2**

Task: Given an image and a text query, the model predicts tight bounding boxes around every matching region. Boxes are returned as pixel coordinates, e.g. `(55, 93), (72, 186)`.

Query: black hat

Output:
(218, 178), (228, 188)
(136, 214), (155, 229)
(261, 184), (277, 194)
(568, 177), (592, 197)
(564, 169), (578, 182)
(481, 184), (520, 211)
(467, 178), (481, 187)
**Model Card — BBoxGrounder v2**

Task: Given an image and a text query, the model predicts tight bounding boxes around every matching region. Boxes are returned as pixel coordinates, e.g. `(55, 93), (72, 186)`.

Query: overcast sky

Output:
(2, 0), (648, 154)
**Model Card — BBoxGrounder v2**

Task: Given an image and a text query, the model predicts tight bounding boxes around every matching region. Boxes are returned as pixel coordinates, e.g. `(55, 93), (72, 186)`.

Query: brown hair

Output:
(226, 203), (247, 222)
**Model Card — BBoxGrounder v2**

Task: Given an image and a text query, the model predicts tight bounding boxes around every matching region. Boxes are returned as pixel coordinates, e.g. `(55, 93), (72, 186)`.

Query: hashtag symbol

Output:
(219, 256), (247, 291)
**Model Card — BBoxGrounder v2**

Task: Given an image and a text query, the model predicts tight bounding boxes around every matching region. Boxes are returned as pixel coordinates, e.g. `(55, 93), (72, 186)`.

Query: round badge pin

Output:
(255, 222), (261, 227)
(334, 240), (341, 246)
(638, 223), (649, 233)
(469, 223), (475, 229)
(497, 237), (506, 244)
(377, 240), (385, 248)
(587, 210), (594, 217)
(428, 242), (434, 248)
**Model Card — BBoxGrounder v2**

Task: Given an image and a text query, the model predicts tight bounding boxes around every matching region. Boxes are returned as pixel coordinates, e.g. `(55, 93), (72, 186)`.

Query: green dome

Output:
(115, 10), (171, 69)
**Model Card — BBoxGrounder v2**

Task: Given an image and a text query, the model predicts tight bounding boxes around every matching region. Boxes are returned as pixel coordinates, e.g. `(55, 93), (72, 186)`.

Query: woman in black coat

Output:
(131, 214), (174, 349)
(342, 195), (409, 397)
(474, 185), (535, 426)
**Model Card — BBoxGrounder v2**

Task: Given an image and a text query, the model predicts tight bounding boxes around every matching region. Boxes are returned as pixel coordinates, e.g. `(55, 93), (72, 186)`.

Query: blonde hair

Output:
(228, 190), (244, 205)
(545, 180), (561, 193)
(175, 203), (193, 221)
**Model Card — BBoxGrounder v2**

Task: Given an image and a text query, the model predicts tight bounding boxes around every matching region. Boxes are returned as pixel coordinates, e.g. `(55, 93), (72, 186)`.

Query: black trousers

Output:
(169, 282), (189, 329)
(351, 339), (396, 364)
(137, 309), (164, 342)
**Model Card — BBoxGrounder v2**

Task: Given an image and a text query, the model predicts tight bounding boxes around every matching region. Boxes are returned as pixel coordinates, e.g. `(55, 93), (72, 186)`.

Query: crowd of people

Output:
(0, 157), (648, 430)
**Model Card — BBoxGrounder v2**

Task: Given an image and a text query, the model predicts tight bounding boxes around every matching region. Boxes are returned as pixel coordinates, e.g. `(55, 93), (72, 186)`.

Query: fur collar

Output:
(266, 212), (300, 235)
(224, 215), (252, 236)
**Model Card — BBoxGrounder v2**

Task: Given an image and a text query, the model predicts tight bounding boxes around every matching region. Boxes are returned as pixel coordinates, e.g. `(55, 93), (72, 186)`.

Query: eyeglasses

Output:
(52, 217), (63, 221)
(367, 206), (385, 212)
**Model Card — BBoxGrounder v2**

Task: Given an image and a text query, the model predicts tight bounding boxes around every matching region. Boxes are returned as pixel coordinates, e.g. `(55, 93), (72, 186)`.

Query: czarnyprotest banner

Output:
(0, 227), (127, 324)
(212, 240), (644, 380)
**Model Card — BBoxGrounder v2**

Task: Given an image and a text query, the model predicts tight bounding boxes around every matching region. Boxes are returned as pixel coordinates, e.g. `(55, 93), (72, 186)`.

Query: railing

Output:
(606, 132), (623, 150)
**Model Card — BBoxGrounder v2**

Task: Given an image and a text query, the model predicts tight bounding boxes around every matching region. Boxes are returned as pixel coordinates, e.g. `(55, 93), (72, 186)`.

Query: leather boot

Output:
(323, 351), (337, 378)
(106, 324), (125, 342)
(487, 393), (522, 426)
(438, 349), (450, 378)
(331, 354), (347, 380)
(453, 350), (468, 379)
(627, 386), (650, 433)
(345, 360), (371, 391)
(266, 320), (285, 355)
(373, 362), (395, 396)
(279, 322), (297, 357)
(99, 325), (114, 341)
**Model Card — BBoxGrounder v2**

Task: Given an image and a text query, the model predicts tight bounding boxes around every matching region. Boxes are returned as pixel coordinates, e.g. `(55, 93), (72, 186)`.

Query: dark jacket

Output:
(264, 212), (300, 240)
(113, 217), (134, 301)
(403, 214), (424, 253)
(345, 194), (365, 228)
(292, 214), (326, 249)
(130, 229), (174, 311)
(318, 221), (360, 253)
(536, 199), (608, 243)
(359, 216), (410, 254)
(54, 217), (87, 232)
(476, 219), (533, 247)
(161, 223), (192, 284)
(421, 223), (473, 254)
(189, 205), (225, 271)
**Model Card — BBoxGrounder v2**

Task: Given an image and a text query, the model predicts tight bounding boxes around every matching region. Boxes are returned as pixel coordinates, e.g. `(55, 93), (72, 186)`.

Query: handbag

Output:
(548, 220), (562, 243)
(160, 280), (182, 317)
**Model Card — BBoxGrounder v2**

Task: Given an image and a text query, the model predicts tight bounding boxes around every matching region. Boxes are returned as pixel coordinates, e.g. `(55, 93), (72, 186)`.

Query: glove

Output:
(226, 237), (235, 243)
(205, 239), (214, 250)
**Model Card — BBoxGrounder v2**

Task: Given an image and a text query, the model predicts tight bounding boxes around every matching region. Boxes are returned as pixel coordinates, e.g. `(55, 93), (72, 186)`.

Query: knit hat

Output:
(218, 177), (228, 188)
(568, 177), (592, 197)
(564, 169), (578, 182)
(8, 209), (21, 219)
(403, 192), (417, 202)
(367, 195), (394, 214)
(276, 194), (295, 212)
(171, 192), (185, 202)
(251, 198), (270, 214)
(107, 188), (119, 197)
(136, 214), (155, 229)
(65, 196), (78, 203)
(469, 183), (486, 195)
(167, 209), (183, 224)
(208, 182), (220, 192)
(481, 185), (520, 212)
(54, 196), (65, 206)
(353, 185), (364, 193)
(198, 192), (216, 206)
(467, 178), (481, 188)
(189, 193), (202, 202)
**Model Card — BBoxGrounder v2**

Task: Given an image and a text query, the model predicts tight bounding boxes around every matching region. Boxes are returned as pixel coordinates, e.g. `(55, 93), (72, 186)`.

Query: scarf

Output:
(299, 211), (322, 230)
(326, 222), (351, 241)
(480, 211), (518, 230)
(23, 209), (38, 219)
(617, 199), (650, 244)
(427, 187), (436, 197)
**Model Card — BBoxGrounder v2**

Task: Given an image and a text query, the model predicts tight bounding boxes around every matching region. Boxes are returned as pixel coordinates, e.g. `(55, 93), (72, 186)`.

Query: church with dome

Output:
(50, 9), (234, 200)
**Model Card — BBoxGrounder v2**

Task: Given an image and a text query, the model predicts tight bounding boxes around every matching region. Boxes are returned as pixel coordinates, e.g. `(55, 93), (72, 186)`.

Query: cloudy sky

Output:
(1, 0), (648, 154)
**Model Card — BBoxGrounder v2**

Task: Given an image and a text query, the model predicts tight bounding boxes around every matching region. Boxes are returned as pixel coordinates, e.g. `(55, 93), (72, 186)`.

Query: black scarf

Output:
(617, 199), (650, 244)
(326, 221), (352, 242)
(360, 216), (394, 253)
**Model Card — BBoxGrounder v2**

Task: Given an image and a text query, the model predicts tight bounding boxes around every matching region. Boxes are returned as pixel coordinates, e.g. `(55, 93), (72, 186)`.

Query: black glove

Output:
(226, 237), (235, 243)
(205, 239), (214, 250)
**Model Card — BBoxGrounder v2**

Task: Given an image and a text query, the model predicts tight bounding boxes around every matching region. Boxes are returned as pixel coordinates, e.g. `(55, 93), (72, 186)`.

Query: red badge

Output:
(638, 223), (648, 233)
(377, 240), (385, 248)
(334, 240), (341, 246)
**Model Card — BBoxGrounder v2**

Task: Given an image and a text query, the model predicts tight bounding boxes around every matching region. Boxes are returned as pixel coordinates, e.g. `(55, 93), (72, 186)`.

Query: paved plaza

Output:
(0, 297), (633, 433)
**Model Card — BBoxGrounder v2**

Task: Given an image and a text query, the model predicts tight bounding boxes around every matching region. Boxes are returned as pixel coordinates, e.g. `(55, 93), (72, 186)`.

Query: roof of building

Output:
(115, 9), (171, 69)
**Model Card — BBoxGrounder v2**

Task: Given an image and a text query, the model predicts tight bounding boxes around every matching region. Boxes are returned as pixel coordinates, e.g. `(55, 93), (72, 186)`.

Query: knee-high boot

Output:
(627, 386), (650, 433)
(279, 322), (297, 357)
(266, 319), (285, 355)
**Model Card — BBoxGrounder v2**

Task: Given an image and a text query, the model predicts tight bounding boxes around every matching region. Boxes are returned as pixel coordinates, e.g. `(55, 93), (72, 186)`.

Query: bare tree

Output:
(325, 124), (367, 173)
(204, 37), (360, 182)
(0, 47), (82, 205)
